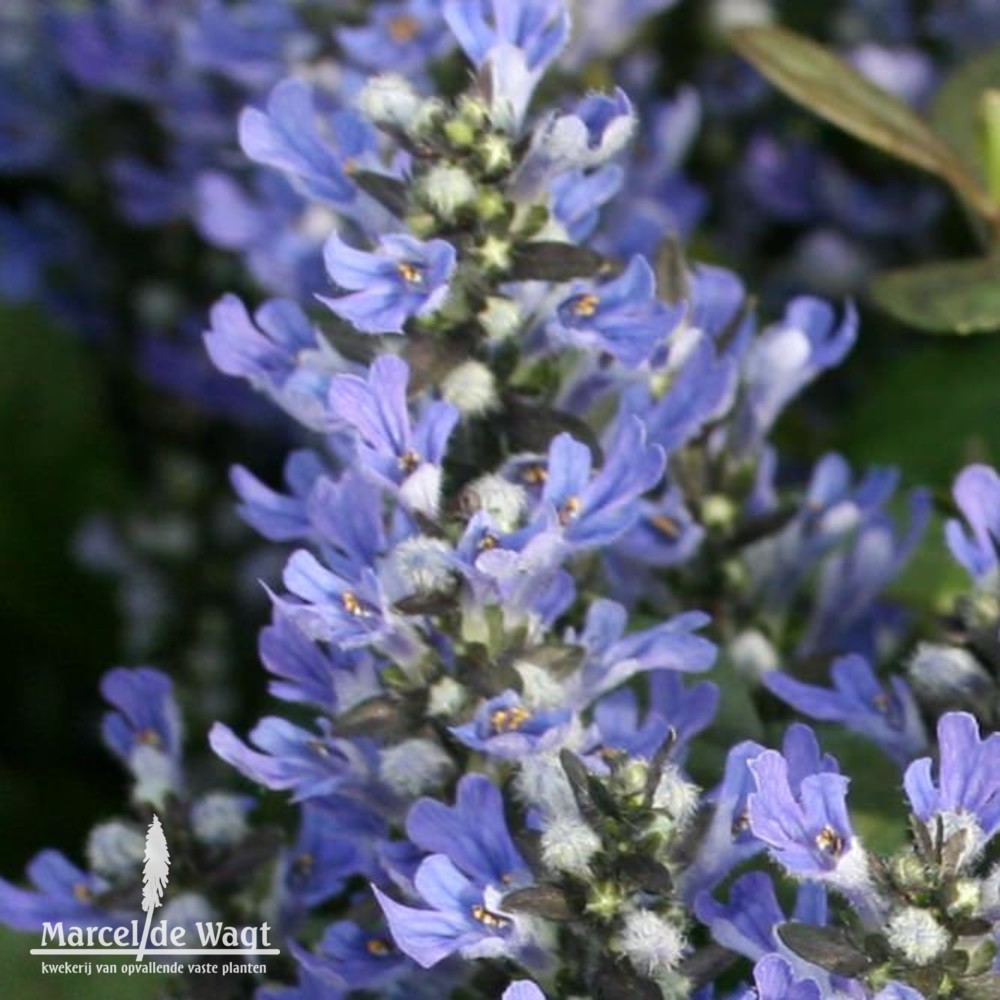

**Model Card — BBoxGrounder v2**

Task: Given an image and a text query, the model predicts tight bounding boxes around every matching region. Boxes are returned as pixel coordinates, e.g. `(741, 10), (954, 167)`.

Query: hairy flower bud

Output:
(480, 296), (522, 341)
(886, 906), (950, 965)
(86, 822), (145, 881)
(190, 792), (251, 848)
(417, 164), (477, 221)
(358, 74), (423, 130)
(541, 816), (602, 875)
(441, 361), (499, 417)
(379, 738), (454, 795)
(615, 909), (687, 976)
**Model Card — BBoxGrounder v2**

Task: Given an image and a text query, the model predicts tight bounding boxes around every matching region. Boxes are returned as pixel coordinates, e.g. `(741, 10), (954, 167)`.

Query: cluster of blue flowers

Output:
(5, 1), (1000, 999)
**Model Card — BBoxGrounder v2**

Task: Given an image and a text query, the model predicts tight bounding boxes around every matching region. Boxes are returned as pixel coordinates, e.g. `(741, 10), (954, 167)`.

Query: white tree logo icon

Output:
(136, 814), (170, 962)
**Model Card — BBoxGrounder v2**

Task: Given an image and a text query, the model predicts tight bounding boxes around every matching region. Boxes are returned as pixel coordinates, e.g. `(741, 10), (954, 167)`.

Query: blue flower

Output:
(736, 955), (821, 1000)
(533, 88), (635, 170)
(182, 0), (310, 89)
(734, 297), (858, 450)
(374, 775), (532, 968)
(0, 852), (126, 932)
(328, 355), (459, 515)
(696, 871), (826, 962)
(747, 730), (874, 897)
(799, 488), (930, 657)
(209, 716), (376, 802)
(765, 654), (927, 767)
(552, 256), (683, 367)
(373, 855), (519, 968)
(550, 166), (623, 242)
(276, 550), (394, 649)
(320, 233), (458, 335)
(231, 449), (324, 542)
(100, 667), (183, 803)
(405, 775), (530, 885)
(539, 416), (665, 548)
(450, 690), (572, 759)
(259, 610), (377, 713)
(287, 920), (406, 992)
(337, 0), (451, 75)
(239, 79), (376, 208)
(945, 464), (1000, 584)
(444, 0), (569, 129)
(904, 712), (1000, 863)
(682, 739), (766, 897)
(204, 294), (347, 431)
(575, 598), (715, 703)
(278, 801), (385, 922)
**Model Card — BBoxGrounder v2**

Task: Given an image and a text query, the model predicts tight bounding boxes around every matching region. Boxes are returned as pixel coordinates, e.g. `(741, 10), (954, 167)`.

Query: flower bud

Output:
(190, 792), (252, 848)
(417, 164), (477, 221)
(885, 906), (950, 965)
(358, 74), (423, 130)
(480, 296), (522, 341)
(907, 643), (994, 713)
(615, 909), (687, 976)
(441, 360), (499, 417)
(86, 822), (145, 881)
(541, 816), (602, 876)
(379, 738), (454, 795)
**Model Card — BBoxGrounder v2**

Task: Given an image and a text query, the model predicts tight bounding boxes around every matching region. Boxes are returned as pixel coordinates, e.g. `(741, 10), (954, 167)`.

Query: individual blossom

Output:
(328, 355), (458, 517)
(747, 729), (880, 915)
(903, 711), (1000, 868)
(239, 78), (375, 209)
(735, 954), (822, 1000)
(336, 0), (451, 76)
(208, 716), (377, 803)
(0, 851), (129, 932)
(573, 597), (716, 703)
(203, 294), (348, 431)
(444, 0), (570, 130)
(100, 666), (184, 806)
(945, 464), (1000, 585)
(536, 415), (666, 549)
(450, 689), (572, 759)
(374, 775), (533, 968)
(528, 88), (636, 174)
(733, 297), (858, 451)
(320, 233), (457, 335)
(552, 255), (683, 367)
(764, 654), (927, 767)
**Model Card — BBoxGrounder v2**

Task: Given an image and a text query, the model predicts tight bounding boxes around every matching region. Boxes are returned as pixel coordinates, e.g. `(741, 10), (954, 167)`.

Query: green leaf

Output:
(730, 25), (994, 217)
(930, 43), (1000, 189)
(776, 923), (873, 977)
(870, 257), (1000, 334)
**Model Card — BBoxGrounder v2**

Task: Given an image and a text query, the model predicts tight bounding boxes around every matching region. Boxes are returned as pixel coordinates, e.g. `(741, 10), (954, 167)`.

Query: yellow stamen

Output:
(490, 705), (532, 734)
(388, 14), (420, 43)
(399, 449), (421, 474)
(522, 465), (548, 485)
(478, 533), (499, 552)
(559, 496), (581, 525)
(651, 514), (681, 539)
(471, 904), (510, 929)
(367, 938), (391, 955)
(397, 262), (424, 286)
(136, 727), (161, 747)
(342, 591), (365, 616)
(572, 293), (600, 318)
(73, 883), (93, 904)
(815, 825), (844, 856)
